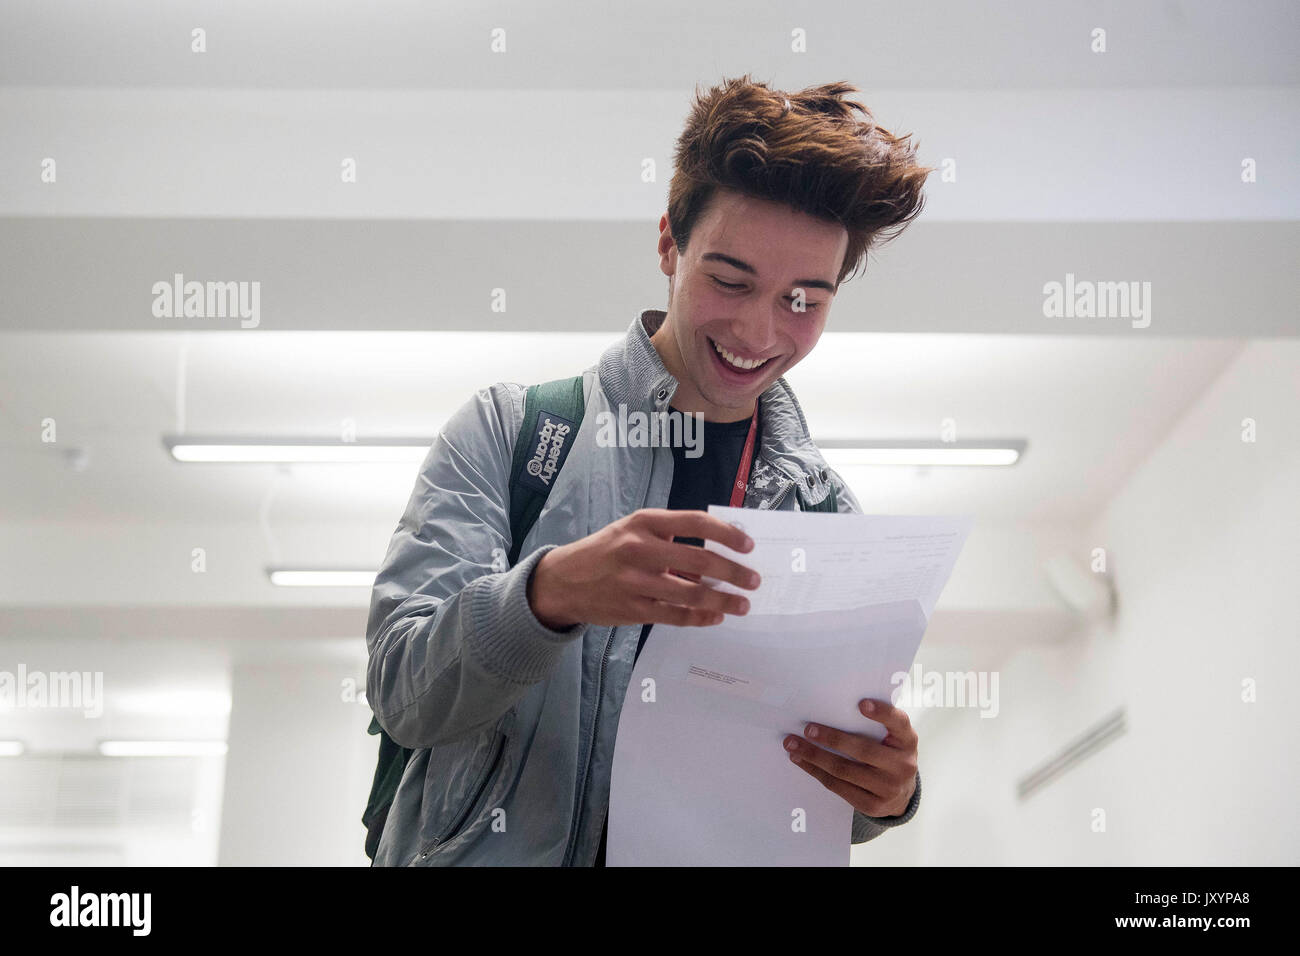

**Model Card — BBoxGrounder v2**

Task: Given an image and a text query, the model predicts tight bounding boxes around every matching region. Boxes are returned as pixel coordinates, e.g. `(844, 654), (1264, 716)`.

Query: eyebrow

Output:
(701, 252), (837, 294)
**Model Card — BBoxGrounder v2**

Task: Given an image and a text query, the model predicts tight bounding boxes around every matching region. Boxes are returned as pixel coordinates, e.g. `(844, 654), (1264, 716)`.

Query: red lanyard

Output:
(728, 405), (760, 508)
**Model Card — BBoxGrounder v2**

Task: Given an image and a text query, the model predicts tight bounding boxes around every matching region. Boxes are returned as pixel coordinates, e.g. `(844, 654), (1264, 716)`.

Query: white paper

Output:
(698, 508), (971, 621)
(607, 508), (972, 866)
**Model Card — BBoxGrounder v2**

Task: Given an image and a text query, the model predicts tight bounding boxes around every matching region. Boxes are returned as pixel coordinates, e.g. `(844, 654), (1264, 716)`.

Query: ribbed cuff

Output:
(464, 544), (586, 685)
(852, 770), (922, 843)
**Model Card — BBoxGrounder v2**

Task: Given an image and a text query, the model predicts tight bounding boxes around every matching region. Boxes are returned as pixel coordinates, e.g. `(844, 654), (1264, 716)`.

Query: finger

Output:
(632, 569), (751, 616)
(665, 544), (706, 585)
(797, 722), (913, 774)
(632, 596), (723, 628)
(609, 528), (750, 591)
(787, 754), (897, 818)
(782, 734), (893, 795)
(640, 509), (755, 554)
(859, 698), (919, 748)
(644, 537), (761, 591)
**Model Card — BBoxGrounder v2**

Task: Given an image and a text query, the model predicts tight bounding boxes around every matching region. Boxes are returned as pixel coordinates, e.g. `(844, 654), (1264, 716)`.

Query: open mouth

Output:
(707, 337), (771, 379)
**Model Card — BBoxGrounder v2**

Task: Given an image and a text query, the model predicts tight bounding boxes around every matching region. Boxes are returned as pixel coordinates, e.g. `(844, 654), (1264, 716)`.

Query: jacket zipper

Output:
(561, 623), (616, 866)
(421, 731), (506, 858)
(769, 477), (796, 511)
(563, 438), (661, 866)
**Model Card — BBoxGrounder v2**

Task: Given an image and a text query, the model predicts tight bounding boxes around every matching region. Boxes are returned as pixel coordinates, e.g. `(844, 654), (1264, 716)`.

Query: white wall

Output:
(217, 660), (377, 866)
(859, 340), (1300, 865)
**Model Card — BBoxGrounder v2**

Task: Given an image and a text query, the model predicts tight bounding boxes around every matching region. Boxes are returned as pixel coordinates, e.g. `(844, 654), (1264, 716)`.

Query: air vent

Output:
(0, 754), (206, 828)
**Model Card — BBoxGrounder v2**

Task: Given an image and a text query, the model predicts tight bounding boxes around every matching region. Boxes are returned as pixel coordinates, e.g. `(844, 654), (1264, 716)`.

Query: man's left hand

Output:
(783, 697), (919, 818)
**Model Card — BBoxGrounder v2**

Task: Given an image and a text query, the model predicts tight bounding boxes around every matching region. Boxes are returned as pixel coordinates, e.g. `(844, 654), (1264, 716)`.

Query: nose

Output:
(732, 301), (778, 355)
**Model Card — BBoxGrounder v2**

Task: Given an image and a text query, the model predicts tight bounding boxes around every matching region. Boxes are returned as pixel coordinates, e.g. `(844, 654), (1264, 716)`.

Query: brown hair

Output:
(667, 74), (935, 289)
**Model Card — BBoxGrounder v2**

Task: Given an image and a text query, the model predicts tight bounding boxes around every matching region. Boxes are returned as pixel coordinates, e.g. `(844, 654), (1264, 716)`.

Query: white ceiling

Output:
(2, 0), (1296, 89)
(3, 87), (1296, 222)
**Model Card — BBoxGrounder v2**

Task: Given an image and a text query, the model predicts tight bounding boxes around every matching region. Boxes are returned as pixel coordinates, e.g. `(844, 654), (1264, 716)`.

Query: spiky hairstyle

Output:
(668, 74), (934, 289)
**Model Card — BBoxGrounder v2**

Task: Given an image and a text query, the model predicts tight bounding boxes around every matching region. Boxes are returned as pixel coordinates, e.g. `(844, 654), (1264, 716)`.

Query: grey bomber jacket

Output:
(365, 308), (922, 865)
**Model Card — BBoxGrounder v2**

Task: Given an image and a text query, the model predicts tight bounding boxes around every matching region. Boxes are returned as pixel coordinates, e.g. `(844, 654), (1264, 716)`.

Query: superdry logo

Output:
(518, 410), (577, 494)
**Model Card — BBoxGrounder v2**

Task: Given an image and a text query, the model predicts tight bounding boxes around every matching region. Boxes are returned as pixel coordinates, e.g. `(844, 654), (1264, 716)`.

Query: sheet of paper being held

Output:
(606, 507), (972, 866)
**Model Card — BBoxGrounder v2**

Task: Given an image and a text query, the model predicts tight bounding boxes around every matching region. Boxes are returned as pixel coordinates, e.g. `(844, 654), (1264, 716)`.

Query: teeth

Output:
(713, 339), (768, 371)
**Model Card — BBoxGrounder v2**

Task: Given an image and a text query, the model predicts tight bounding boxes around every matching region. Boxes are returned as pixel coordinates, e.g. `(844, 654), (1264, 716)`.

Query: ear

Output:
(658, 225), (679, 281)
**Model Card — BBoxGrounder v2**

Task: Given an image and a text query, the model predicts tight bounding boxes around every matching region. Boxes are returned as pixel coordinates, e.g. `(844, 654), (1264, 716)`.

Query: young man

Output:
(366, 75), (933, 866)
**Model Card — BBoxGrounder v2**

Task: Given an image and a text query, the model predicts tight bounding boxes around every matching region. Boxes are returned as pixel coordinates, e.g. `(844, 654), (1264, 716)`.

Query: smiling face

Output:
(652, 188), (848, 421)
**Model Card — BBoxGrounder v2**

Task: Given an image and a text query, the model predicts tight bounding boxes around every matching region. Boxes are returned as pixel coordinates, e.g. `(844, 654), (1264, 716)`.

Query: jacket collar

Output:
(595, 309), (833, 505)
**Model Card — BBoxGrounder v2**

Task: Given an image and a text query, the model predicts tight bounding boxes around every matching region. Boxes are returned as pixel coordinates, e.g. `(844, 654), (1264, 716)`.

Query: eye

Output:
(712, 276), (822, 310)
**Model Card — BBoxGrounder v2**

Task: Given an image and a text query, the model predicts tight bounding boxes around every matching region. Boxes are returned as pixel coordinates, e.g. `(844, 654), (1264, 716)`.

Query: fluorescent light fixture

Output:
(99, 740), (228, 757)
(163, 435), (431, 463)
(817, 439), (1026, 467)
(164, 435), (1025, 468)
(0, 741), (25, 756)
(267, 569), (377, 587)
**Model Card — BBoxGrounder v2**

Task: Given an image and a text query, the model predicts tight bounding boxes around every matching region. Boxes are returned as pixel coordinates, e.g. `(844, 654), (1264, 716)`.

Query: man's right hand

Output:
(526, 509), (761, 630)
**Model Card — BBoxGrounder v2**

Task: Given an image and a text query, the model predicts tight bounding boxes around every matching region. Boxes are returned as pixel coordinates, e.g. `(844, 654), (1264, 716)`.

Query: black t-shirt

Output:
(593, 407), (756, 866)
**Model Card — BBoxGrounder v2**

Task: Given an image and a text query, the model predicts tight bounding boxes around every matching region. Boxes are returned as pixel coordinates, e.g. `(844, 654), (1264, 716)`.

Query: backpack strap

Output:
(506, 375), (586, 565)
(362, 374), (586, 862)
(362, 713), (411, 861)
(795, 481), (839, 513)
